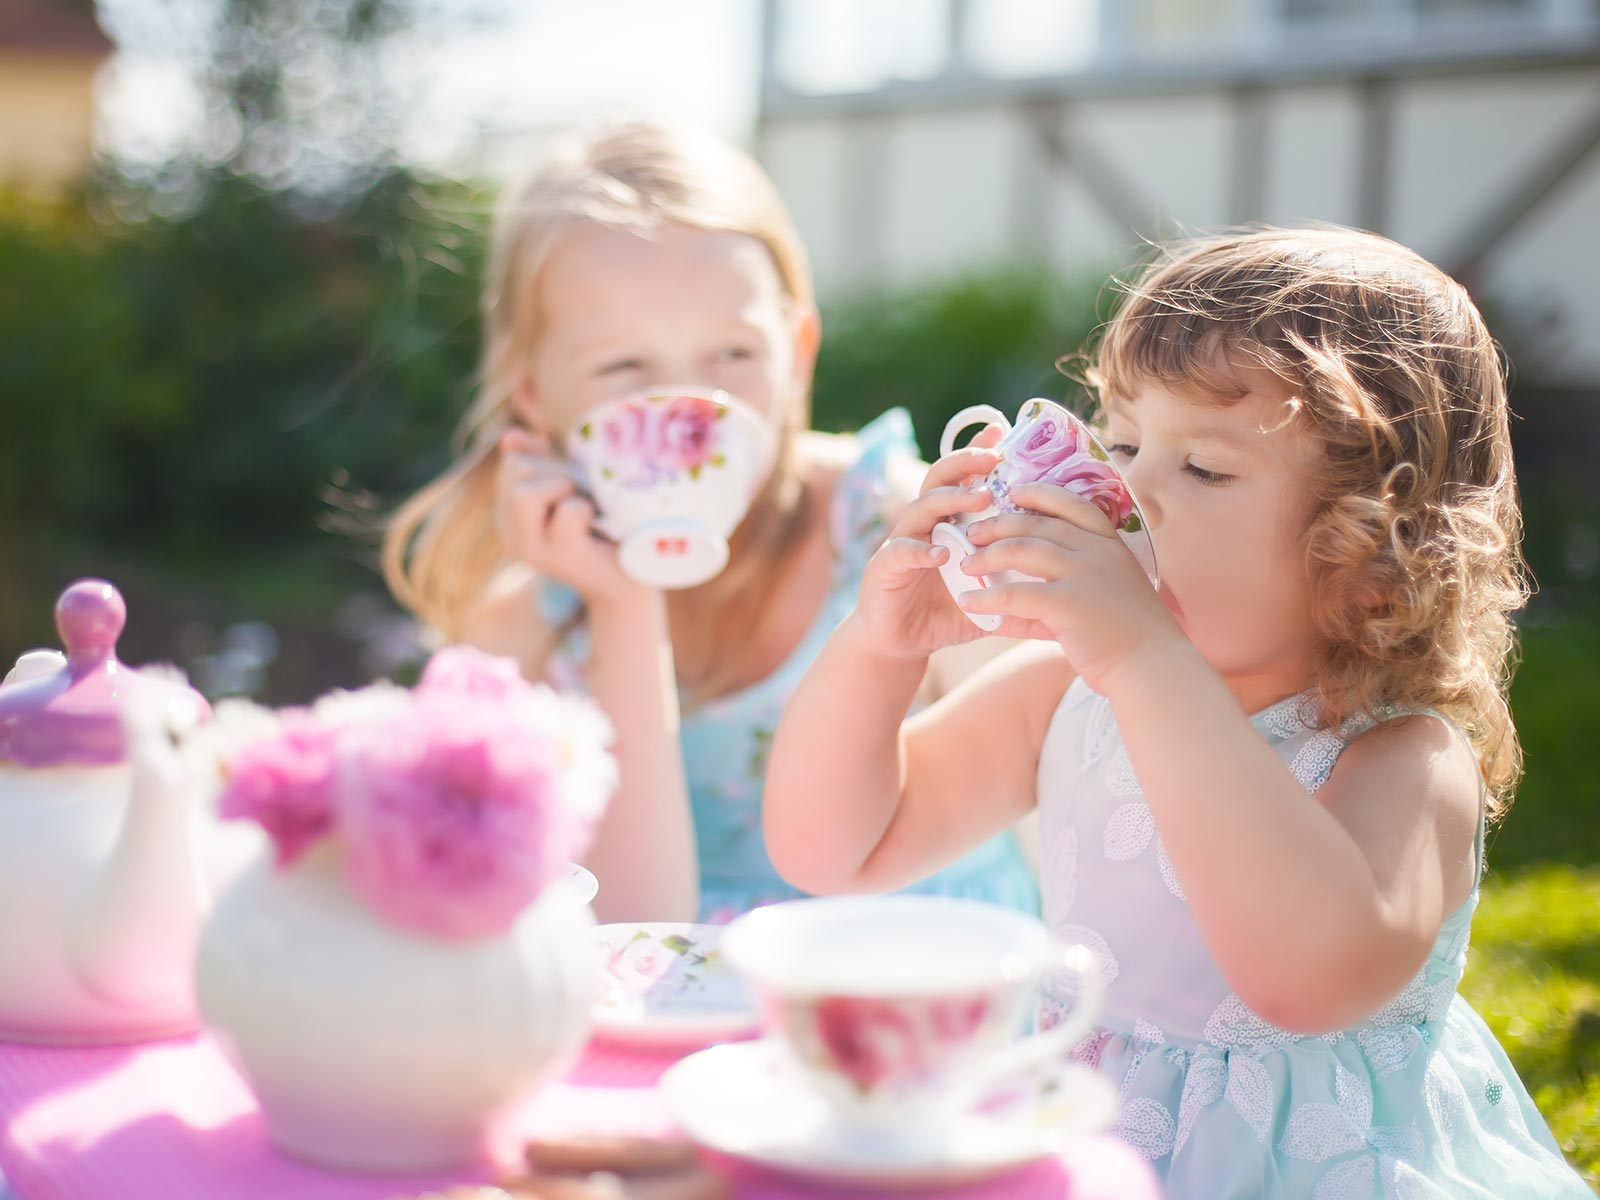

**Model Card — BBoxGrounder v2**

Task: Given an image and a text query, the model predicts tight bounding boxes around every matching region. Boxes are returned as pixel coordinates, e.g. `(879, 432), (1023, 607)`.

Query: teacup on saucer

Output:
(661, 1037), (1117, 1190)
(720, 895), (1104, 1151)
(563, 387), (776, 590)
(931, 399), (1158, 632)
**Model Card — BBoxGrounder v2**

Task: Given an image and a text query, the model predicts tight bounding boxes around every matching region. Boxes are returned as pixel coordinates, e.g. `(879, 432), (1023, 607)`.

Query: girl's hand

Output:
(854, 426), (1037, 659)
(495, 427), (649, 611)
(956, 482), (1188, 690)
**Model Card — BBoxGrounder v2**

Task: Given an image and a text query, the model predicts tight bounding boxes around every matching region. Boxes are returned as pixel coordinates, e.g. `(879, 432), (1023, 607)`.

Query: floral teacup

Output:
(931, 399), (1158, 632)
(563, 387), (777, 590)
(720, 896), (1102, 1150)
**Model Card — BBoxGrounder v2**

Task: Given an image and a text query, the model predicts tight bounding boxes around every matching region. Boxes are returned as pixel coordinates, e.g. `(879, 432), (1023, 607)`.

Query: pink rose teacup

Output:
(563, 387), (776, 589)
(720, 896), (1103, 1150)
(931, 398), (1158, 631)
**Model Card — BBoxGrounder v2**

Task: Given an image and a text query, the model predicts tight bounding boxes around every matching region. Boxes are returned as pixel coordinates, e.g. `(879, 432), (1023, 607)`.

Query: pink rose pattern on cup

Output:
(774, 991), (998, 1096)
(989, 401), (1138, 532)
(579, 393), (729, 488)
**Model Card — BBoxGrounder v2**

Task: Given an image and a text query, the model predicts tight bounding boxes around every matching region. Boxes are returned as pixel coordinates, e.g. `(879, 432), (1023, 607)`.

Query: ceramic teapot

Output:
(0, 579), (256, 1043)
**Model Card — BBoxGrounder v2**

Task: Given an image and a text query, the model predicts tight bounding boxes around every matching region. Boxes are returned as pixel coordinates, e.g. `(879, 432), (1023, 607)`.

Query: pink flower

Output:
(598, 401), (653, 461)
(654, 393), (722, 474)
(604, 935), (678, 996)
(336, 705), (572, 939)
(217, 645), (616, 939)
(814, 996), (923, 1091)
(417, 644), (525, 700)
(1038, 451), (1136, 528)
(809, 991), (998, 1093)
(217, 709), (339, 867)
(1003, 406), (1089, 482)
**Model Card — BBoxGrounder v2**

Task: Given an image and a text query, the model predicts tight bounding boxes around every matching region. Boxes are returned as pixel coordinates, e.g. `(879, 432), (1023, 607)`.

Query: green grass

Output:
(1461, 612), (1600, 1189)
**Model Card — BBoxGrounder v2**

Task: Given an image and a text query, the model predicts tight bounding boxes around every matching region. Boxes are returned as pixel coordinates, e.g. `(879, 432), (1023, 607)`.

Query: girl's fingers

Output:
(893, 484), (993, 538)
(503, 470), (574, 511)
(548, 495), (600, 545)
(919, 446), (1000, 496)
(1005, 483), (1117, 535)
(955, 579), (1058, 622)
(875, 536), (950, 582)
(961, 537), (1072, 580)
(968, 422), (1004, 449)
(964, 509), (1098, 551)
(501, 426), (552, 456)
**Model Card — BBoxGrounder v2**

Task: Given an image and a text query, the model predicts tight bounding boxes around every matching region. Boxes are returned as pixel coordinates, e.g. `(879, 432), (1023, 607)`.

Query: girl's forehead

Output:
(528, 223), (786, 345)
(1107, 379), (1303, 449)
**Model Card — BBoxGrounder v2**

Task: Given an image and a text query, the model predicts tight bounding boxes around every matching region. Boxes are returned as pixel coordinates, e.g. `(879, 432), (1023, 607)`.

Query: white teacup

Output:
(563, 387), (776, 590)
(932, 399), (1158, 632)
(720, 896), (1102, 1150)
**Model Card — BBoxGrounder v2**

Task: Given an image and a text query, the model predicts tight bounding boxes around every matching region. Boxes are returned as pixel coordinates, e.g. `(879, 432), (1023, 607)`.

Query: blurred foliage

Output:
(1, 170), (485, 567)
(1465, 606), (1600, 1186)
(811, 268), (1112, 461)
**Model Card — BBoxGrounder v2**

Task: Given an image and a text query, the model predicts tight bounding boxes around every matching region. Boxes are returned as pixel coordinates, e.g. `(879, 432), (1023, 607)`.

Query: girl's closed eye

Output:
(1107, 442), (1139, 460)
(712, 344), (758, 364)
(596, 357), (645, 377)
(1184, 459), (1234, 486)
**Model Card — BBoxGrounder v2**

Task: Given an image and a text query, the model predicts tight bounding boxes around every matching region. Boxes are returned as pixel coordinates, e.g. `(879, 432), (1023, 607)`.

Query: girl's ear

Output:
(509, 374), (549, 437)
(791, 302), (822, 389)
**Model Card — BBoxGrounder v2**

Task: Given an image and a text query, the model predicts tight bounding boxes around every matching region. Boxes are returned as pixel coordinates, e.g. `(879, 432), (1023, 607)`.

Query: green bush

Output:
(812, 267), (1110, 460)
(1, 172), (484, 565)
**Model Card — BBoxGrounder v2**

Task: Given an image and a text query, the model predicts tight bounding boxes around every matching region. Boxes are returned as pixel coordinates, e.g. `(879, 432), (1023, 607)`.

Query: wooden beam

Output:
(1024, 99), (1155, 242)
(1357, 74), (1393, 234)
(1448, 90), (1600, 278)
(1229, 82), (1270, 224)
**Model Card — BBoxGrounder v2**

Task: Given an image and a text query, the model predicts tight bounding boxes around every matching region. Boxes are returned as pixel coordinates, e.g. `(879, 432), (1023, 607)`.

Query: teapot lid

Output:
(0, 580), (206, 768)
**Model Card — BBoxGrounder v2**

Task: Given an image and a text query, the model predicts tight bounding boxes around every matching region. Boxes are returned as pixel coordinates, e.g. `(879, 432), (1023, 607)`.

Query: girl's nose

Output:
(1121, 457), (1162, 530)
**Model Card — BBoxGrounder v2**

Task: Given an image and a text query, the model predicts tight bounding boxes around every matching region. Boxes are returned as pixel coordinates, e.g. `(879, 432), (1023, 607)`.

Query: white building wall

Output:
(760, 66), (1600, 383)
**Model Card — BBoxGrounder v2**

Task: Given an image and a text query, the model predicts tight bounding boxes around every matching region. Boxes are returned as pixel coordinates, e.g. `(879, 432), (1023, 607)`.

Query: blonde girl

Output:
(384, 122), (1039, 923)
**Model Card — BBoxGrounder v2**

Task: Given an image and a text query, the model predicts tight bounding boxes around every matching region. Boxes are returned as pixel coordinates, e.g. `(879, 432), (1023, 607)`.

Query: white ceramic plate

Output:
(660, 1038), (1117, 1191)
(590, 922), (757, 1047)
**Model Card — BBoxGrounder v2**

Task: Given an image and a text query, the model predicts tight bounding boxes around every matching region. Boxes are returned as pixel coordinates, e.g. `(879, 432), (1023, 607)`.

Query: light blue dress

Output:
(1035, 676), (1591, 1198)
(538, 408), (1040, 923)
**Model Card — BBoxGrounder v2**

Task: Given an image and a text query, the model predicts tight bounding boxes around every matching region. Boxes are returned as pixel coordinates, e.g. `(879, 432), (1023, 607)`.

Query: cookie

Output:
(523, 1134), (700, 1177)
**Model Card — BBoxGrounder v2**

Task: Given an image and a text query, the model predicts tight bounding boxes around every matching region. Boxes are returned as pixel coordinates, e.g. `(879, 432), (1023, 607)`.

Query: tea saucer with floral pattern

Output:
(591, 923), (757, 1047)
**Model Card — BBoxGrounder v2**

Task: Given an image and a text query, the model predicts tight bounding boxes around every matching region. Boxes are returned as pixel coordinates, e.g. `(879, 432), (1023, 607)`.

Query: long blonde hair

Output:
(383, 122), (817, 702)
(1088, 226), (1529, 817)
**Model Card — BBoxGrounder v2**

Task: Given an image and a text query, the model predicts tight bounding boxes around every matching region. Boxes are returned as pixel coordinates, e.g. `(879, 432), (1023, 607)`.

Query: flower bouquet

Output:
(194, 646), (615, 1174)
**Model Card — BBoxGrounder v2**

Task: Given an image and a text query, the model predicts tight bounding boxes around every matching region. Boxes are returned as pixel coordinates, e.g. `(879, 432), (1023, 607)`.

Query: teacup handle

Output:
(939, 405), (1011, 459)
(954, 941), (1105, 1108)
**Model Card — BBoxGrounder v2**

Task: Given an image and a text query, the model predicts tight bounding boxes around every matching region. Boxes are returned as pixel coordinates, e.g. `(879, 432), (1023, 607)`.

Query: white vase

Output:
(196, 842), (595, 1174)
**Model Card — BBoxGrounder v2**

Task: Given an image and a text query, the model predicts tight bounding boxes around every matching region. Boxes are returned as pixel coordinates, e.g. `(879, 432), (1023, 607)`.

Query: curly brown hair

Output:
(1086, 226), (1529, 817)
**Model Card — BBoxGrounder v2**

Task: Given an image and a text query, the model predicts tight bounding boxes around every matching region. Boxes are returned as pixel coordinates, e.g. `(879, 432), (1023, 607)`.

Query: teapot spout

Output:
(68, 678), (209, 1018)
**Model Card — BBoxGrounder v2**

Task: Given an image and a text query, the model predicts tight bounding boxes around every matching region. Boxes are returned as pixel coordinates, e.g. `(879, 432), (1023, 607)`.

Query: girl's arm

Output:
(466, 430), (699, 923)
(464, 578), (698, 923)
(764, 436), (1075, 896)
(961, 484), (1483, 1033)
(765, 619), (1069, 895)
(1104, 640), (1480, 1033)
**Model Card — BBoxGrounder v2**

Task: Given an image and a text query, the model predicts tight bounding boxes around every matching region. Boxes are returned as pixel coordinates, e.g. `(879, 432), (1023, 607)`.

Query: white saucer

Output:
(591, 923), (757, 1047)
(660, 1038), (1118, 1191)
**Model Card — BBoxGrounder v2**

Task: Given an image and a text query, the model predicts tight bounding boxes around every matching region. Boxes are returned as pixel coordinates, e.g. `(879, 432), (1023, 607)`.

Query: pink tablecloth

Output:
(0, 1033), (1160, 1200)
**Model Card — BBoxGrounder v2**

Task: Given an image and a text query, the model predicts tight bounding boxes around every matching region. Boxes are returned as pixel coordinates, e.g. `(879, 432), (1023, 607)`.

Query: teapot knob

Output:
(56, 580), (125, 666)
